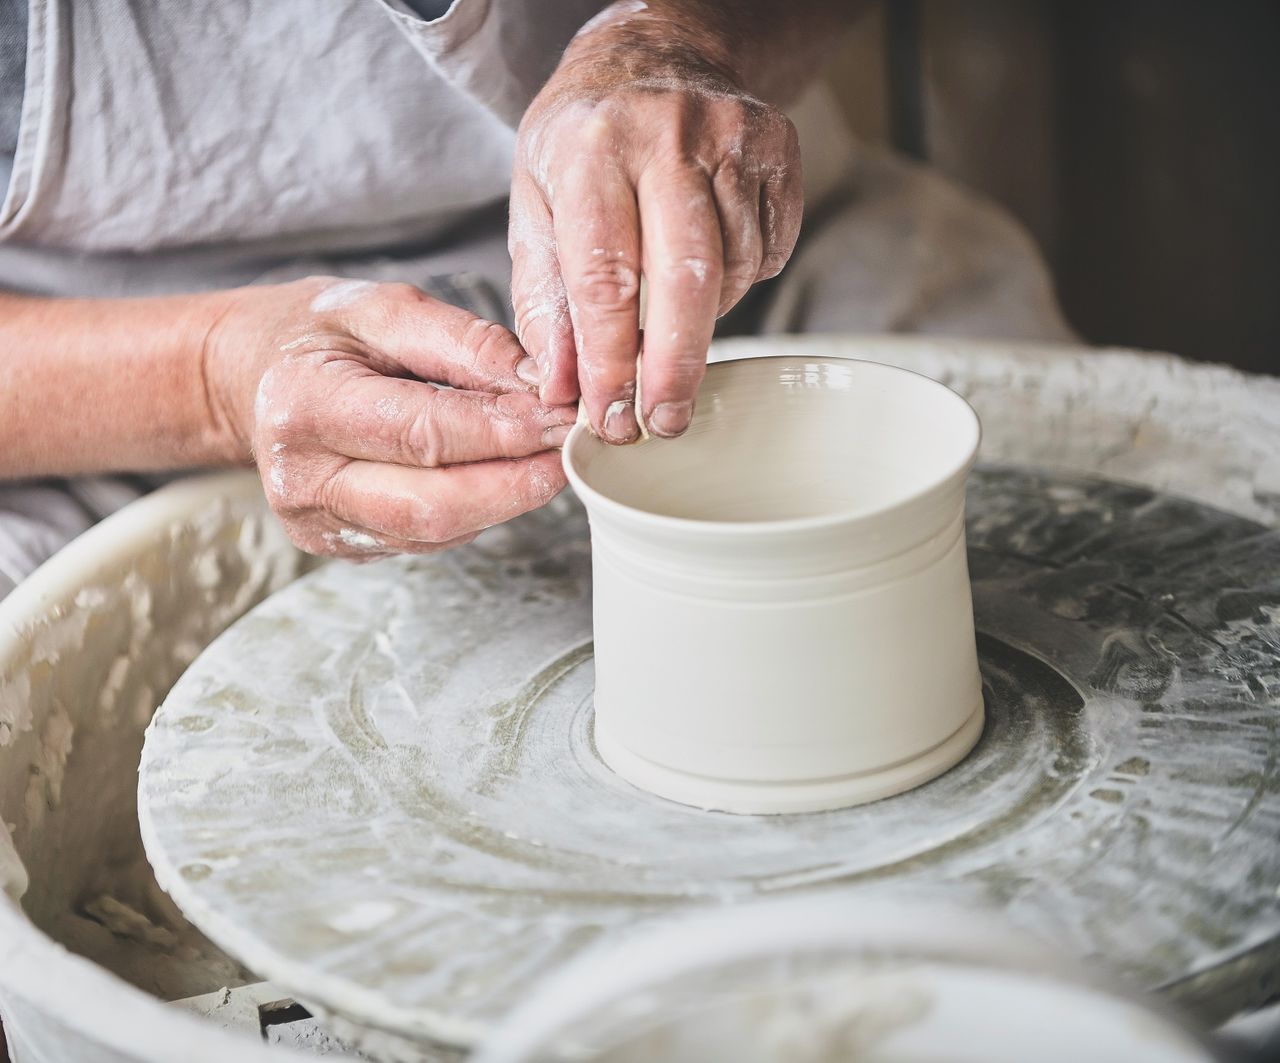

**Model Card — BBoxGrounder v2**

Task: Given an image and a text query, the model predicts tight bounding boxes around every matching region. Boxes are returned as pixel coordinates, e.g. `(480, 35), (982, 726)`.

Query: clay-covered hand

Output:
(510, 2), (803, 443)
(203, 277), (576, 560)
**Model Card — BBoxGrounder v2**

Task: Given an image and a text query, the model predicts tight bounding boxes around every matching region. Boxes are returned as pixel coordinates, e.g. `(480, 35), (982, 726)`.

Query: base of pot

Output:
(593, 700), (986, 815)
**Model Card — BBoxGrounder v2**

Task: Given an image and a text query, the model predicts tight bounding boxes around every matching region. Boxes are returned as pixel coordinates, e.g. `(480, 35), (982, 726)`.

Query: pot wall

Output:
(568, 357), (984, 814)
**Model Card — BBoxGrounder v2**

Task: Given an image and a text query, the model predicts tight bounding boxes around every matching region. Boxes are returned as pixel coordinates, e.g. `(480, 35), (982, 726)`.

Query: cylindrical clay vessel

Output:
(564, 357), (983, 814)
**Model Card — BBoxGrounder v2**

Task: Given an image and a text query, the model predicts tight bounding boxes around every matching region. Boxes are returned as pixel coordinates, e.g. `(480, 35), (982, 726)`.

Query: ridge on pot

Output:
(563, 356), (984, 815)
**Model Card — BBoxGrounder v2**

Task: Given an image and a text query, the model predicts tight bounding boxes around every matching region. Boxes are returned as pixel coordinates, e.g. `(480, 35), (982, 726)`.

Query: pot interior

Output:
(565, 357), (980, 524)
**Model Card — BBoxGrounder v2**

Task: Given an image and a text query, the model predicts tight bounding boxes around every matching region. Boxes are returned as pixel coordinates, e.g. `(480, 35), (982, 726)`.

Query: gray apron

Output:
(0, 0), (1071, 598)
(0, 0), (605, 296)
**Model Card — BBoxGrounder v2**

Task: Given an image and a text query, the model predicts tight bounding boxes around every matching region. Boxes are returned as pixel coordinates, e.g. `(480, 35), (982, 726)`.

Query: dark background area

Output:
(825, 0), (1279, 375)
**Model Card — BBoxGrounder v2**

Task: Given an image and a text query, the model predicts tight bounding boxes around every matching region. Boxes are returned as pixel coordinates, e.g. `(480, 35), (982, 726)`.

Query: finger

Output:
(316, 373), (577, 467)
(553, 161), (643, 443)
(510, 174), (579, 407)
(311, 522), (479, 561)
(758, 145), (803, 282)
(321, 451), (567, 543)
(711, 158), (765, 317)
(346, 286), (542, 396)
(635, 166), (723, 438)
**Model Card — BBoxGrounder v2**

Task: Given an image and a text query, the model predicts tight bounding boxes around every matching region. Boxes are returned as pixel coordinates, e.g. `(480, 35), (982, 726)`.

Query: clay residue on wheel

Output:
(138, 472), (1280, 1041)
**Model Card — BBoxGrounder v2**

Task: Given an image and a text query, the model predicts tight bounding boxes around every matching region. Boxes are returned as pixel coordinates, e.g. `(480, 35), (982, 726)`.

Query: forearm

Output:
(565, 0), (862, 105)
(0, 290), (243, 479)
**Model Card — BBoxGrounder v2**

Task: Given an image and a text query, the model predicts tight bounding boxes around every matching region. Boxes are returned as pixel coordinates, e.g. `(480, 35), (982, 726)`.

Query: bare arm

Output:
(0, 281), (575, 559)
(0, 290), (238, 477)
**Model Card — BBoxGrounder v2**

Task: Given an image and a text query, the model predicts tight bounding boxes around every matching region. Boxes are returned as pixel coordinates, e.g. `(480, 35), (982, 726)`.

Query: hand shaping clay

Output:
(563, 356), (984, 814)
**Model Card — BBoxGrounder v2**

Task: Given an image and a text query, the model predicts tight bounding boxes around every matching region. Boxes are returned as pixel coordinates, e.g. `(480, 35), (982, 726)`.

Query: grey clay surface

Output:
(138, 466), (1280, 1046)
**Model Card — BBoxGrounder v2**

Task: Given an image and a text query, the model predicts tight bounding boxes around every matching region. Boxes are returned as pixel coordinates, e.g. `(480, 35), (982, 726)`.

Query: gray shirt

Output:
(0, 0), (27, 192)
(0, 0), (455, 199)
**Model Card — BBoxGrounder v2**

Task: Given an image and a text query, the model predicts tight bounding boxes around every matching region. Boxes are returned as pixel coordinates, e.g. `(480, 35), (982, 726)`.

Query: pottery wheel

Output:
(138, 466), (1280, 1048)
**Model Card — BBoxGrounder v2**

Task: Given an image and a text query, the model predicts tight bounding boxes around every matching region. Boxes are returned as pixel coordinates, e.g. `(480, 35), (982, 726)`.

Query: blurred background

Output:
(824, 0), (1279, 375)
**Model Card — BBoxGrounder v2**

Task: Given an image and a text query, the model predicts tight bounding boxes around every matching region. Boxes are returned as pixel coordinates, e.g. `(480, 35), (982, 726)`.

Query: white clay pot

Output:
(563, 356), (984, 814)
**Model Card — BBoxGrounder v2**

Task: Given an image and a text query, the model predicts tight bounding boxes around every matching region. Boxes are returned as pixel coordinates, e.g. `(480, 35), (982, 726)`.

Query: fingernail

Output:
(648, 401), (694, 438)
(516, 357), (541, 386)
(603, 400), (640, 444)
(542, 423), (572, 448)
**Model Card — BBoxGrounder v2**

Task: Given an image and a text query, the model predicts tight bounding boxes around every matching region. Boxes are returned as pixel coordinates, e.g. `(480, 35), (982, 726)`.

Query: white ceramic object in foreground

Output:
(474, 896), (1215, 1063)
(563, 356), (984, 814)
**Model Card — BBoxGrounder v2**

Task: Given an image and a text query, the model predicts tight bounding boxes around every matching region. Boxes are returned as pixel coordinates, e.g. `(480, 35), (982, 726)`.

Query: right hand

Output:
(203, 277), (577, 560)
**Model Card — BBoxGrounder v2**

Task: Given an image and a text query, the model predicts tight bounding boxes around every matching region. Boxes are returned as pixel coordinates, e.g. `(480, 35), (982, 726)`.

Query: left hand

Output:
(203, 277), (574, 561)
(509, 5), (803, 443)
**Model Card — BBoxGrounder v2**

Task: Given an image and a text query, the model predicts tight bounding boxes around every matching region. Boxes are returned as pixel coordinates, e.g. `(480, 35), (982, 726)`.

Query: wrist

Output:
(559, 7), (745, 98)
(561, 0), (857, 108)
(195, 286), (259, 466)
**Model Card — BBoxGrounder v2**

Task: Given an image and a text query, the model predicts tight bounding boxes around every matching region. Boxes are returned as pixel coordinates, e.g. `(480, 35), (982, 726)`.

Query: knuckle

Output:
(520, 457), (566, 507)
(259, 452), (297, 509)
(776, 113), (800, 152)
(463, 316), (520, 363)
(722, 252), (761, 288)
(574, 260), (641, 312)
(465, 391), (509, 449)
(390, 493), (453, 543)
(717, 96), (758, 130)
(581, 105), (622, 150)
(492, 391), (531, 418)
(757, 249), (792, 280)
(374, 283), (433, 329)
(719, 94), (769, 135)
(667, 254), (721, 289)
(255, 365), (308, 439)
(314, 464), (354, 523)
(403, 400), (449, 467)
(491, 394), (539, 446)
(514, 291), (568, 346)
(711, 150), (750, 187)
(383, 281), (427, 305)
(297, 274), (342, 298)
(417, 512), (456, 544)
(508, 207), (547, 259)
(489, 390), (522, 424)
(283, 519), (337, 559)
(745, 99), (792, 134)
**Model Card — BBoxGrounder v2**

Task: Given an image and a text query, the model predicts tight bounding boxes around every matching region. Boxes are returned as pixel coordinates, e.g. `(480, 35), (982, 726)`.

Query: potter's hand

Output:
(204, 278), (576, 560)
(509, 1), (804, 443)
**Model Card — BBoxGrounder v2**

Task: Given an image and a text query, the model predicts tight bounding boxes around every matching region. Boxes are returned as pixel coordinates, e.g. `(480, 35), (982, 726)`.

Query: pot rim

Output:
(562, 355), (982, 537)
